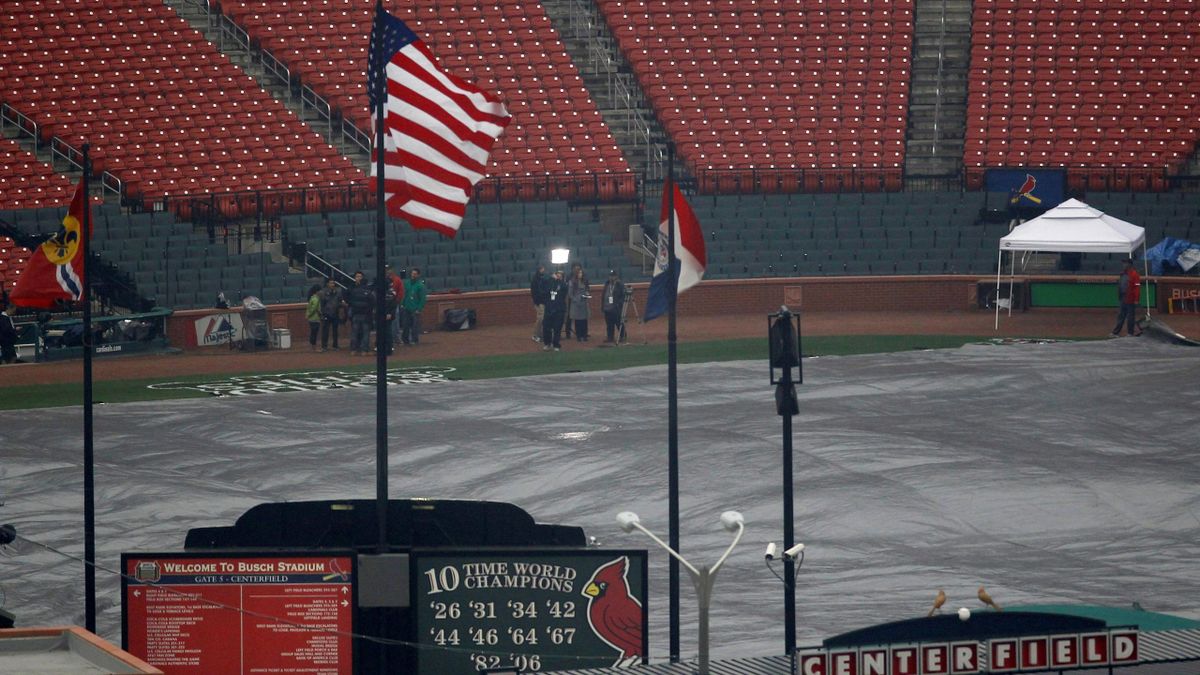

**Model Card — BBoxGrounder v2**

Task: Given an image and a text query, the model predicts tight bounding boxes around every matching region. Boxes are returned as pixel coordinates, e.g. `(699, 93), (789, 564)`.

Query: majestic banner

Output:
(193, 312), (243, 347)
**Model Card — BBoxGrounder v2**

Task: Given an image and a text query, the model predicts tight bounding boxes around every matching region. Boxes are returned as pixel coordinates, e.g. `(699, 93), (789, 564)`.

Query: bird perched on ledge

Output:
(928, 589), (947, 617)
(978, 585), (1002, 611)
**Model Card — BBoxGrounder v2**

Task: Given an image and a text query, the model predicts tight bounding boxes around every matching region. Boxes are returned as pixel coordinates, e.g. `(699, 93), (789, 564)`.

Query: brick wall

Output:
(165, 275), (987, 351)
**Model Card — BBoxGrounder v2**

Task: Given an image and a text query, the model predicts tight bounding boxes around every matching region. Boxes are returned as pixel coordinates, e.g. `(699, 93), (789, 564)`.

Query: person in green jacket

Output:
(304, 284), (321, 351)
(400, 267), (428, 345)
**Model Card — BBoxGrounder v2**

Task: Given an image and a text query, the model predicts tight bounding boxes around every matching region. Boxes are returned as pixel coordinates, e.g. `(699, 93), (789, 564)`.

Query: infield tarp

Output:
(1, 339), (1198, 662)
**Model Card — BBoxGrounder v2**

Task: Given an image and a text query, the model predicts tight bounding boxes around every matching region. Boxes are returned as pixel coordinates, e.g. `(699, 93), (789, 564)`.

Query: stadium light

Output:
(615, 510), (744, 675)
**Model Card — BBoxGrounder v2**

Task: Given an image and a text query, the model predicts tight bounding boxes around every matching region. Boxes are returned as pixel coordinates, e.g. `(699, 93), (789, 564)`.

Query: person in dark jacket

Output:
(345, 271), (374, 355)
(530, 264), (549, 342)
(0, 300), (19, 364)
(564, 262), (583, 338)
(386, 265), (405, 346)
(541, 269), (568, 351)
(377, 275), (398, 355)
(317, 277), (344, 351)
(601, 270), (627, 344)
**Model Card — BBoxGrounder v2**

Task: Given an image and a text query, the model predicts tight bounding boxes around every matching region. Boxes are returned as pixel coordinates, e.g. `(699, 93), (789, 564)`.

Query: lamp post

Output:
(616, 510), (744, 675)
(768, 305), (802, 656)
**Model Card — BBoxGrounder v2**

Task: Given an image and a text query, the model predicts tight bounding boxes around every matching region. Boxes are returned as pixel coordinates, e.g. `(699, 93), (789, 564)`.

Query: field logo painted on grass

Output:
(148, 366), (456, 397)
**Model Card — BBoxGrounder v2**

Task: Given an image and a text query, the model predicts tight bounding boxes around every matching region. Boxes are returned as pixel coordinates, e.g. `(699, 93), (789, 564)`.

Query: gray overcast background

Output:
(2, 338), (1199, 661)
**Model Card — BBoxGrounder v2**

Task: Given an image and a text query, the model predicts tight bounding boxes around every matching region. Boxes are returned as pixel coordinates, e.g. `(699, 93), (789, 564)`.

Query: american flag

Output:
(368, 6), (511, 237)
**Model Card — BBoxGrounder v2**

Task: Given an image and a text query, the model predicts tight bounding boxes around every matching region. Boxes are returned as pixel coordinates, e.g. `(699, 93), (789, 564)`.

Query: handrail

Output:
(217, 13), (250, 53)
(0, 104), (39, 146)
(304, 250), (354, 288)
(930, 0), (948, 155)
(261, 51), (292, 92)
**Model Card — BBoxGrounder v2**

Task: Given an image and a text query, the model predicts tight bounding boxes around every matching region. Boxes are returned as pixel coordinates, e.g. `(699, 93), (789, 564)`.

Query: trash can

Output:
(271, 328), (292, 349)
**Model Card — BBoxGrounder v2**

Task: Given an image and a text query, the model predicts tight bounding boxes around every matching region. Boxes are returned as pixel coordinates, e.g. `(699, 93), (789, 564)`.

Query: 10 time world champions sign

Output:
(412, 550), (648, 673)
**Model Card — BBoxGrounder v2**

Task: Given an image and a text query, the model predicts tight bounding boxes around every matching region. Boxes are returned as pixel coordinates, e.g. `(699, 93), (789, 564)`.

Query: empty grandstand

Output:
(0, 0), (1197, 316)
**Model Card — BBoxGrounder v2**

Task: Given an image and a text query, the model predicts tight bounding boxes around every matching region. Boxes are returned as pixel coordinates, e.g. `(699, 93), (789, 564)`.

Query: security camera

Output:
(765, 542), (778, 560)
(783, 542), (805, 561)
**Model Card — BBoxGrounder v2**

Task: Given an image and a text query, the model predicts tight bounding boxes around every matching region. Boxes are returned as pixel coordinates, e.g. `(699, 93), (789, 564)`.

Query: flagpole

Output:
(81, 142), (96, 633)
(666, 145), (681, 664)
(372, 0), (389, 556)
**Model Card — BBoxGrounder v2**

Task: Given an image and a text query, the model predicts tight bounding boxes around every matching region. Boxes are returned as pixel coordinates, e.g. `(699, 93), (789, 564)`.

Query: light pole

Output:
(616, 510), (744, 675)
(768, 305), (802, 656)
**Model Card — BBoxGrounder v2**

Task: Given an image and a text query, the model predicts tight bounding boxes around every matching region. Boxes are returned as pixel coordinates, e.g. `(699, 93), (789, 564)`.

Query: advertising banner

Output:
(122, 552), (355, 675)
(193, 312), (243, 347)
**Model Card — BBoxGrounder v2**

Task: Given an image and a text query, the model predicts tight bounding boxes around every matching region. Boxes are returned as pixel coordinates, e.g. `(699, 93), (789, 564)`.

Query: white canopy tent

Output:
(995, 198), (1148, 328)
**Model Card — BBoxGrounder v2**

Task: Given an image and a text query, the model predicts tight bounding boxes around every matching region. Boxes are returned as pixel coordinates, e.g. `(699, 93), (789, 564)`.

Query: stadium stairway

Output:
(905, 0), (972, 177)
(539, 0), (670, 180)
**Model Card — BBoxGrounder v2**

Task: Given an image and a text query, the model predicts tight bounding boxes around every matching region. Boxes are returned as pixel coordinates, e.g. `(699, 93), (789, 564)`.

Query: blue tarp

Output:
(1145, 237), (1200, 274)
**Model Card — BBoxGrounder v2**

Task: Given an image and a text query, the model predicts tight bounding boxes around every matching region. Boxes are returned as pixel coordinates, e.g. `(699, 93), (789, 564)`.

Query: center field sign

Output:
(412, 549), (648, 673)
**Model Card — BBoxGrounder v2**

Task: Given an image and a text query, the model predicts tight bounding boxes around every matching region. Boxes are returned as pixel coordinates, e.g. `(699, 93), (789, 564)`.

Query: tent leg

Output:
(994, 249), (1003, 330)
(1007, 252), (1016, 318)
(1142, 242), (1151, 319)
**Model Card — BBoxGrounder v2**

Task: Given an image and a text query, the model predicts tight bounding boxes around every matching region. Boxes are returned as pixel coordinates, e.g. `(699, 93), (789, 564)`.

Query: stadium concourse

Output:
(2, 308), (1198, 387)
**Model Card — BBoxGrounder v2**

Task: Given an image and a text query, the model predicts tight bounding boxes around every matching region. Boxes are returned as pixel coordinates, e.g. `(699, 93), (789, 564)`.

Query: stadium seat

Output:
(965, 0), (1196, 184)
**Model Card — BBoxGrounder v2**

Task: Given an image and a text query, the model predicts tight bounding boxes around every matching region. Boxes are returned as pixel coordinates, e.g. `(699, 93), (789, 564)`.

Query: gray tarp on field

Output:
(1, 339), (1198, 662)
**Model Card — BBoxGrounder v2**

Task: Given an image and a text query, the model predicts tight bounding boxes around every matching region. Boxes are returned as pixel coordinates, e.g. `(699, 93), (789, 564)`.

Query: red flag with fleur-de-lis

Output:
(11, 181), (89, 309)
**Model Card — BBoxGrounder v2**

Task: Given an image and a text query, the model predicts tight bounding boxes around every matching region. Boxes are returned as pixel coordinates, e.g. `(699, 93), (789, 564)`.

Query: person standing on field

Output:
(401, 267), (427, 345)
(601, 270), (626, 344)
(1110, 257), (1142, 337)
(530, 263), (548, 342)
(317, 277), (344, 352)
(305, 284), (321, 351)
(541, 269), (568, 351)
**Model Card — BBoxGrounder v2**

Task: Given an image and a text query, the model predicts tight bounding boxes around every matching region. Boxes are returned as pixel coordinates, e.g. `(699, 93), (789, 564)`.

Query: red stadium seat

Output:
(966, 0), (1198, 177)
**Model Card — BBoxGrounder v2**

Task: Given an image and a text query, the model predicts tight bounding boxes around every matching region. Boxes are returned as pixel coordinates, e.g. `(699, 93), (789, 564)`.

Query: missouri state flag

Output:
(368, 6), (510, 237)
(644, 180), (706, 321)
(11, 181), (90, 309)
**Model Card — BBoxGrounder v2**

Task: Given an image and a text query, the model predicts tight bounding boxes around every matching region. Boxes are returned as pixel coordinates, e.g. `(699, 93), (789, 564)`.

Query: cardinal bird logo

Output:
(1011, 174), (1043, 205)
(582, 556), (644, 667)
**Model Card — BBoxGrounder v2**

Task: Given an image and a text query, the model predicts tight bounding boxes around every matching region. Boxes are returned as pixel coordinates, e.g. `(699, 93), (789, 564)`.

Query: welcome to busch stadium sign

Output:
(797, 629), (1138, 675)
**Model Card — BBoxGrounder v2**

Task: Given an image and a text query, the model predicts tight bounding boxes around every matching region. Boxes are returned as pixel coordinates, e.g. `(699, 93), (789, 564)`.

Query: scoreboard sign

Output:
(122, 551), (355, 675)
(412, 549), (648, 673)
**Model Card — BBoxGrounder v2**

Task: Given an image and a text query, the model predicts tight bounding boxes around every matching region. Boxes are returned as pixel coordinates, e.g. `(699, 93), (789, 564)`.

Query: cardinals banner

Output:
(11, 181), (91, 309)
(412, 550), (648, 673)
(984, 168), (1065, 210)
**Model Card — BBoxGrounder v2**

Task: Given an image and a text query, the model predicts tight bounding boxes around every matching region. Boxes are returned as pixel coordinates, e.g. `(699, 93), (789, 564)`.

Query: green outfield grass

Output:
(0, 335), (1003, 410)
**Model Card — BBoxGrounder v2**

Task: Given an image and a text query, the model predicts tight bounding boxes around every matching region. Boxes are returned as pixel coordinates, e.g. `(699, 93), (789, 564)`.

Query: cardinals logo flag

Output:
(368, 5), (511, 238)
(643, 180), (706, 321)
(581, 556), (645, 667)
(11, 181), (90, 309)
